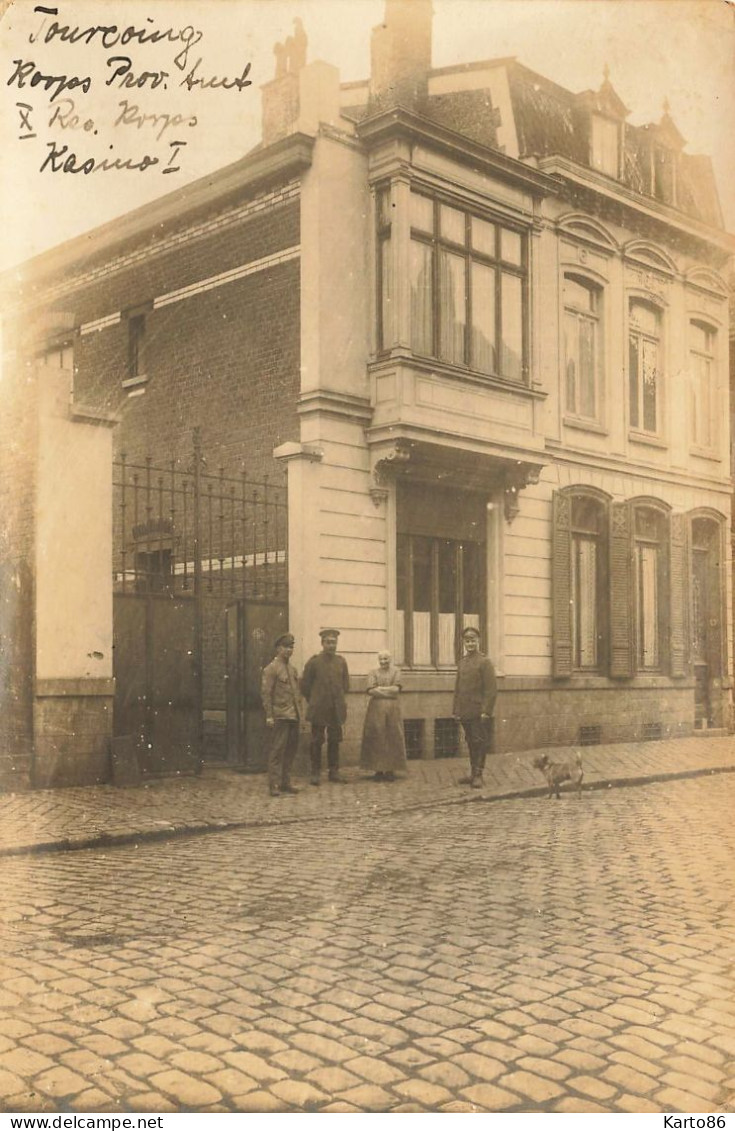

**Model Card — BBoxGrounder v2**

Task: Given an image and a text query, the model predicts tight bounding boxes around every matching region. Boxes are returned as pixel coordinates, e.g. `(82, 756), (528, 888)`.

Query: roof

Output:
(354, 55), (724, 230)
(505, 62), (722, 227)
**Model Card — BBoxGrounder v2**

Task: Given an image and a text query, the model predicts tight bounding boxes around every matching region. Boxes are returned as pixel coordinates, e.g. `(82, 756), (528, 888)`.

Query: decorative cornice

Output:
(357, 106), (559, 199)
(538, 155), (734, 258)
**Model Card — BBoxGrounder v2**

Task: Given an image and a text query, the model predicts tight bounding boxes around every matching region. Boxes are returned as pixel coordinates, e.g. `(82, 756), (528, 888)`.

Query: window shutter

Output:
(551, 491), (573, 678)
(609, 501), (634, 678)
(669, 514), (688, 678)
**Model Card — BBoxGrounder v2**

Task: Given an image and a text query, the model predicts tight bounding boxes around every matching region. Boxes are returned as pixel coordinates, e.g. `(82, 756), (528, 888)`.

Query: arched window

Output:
(571, 495), (606, 670)
(633, 506), (669, 671)
(689, 321), (716, 451)
(628, 300), (662, 434)
(690, 513), (726, 726)
(552, 489), (608, 677)
(564, 275), (602, 422)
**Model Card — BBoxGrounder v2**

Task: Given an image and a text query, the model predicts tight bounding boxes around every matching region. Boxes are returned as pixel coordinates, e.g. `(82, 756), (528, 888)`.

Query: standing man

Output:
(261, 632), (302, 797)
(453, 625), (497, 789)
(300, 629), (350, 785)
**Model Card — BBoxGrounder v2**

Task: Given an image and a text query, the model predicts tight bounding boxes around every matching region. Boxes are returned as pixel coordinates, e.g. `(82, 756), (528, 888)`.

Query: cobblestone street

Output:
(1, 775), (734, 1114)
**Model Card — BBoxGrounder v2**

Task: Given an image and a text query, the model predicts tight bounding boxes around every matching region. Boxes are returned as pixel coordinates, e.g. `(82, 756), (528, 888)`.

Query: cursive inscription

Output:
(29, 6), (204, 71)
(8, 58), (91, 102)
(114, 99), (197, 142)
(9, 4), (254, 182)
(39, 137), (188, 174)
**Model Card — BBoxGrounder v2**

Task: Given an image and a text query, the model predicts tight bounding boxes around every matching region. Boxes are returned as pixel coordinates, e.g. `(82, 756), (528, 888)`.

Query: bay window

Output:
(408, 190), (527, 381)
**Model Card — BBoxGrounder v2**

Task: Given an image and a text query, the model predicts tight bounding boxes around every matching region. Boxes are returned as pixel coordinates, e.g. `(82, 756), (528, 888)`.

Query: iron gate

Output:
(225, 599), (288, 771)
(113, 431), (288, 776)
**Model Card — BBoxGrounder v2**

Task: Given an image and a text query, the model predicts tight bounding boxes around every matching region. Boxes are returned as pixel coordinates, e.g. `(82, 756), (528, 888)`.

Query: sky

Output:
(0, 0), (733, 273)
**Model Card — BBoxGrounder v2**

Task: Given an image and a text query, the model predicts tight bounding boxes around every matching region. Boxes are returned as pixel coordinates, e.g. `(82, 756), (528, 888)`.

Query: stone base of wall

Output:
(334, 680), (704, 764)
(195, 678), (725, 775)
(32, 680), (114, 788)
(494, 682), (696, 752)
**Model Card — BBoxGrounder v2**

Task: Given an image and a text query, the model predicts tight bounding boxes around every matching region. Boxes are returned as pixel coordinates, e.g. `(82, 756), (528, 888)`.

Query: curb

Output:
(2, 762), (734, 860)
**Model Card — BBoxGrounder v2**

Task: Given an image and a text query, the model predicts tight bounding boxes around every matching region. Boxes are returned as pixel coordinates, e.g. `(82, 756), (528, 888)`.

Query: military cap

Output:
(274, 632), (295, 649)
(462, 625), (481, 638)
(319, 627), (340, 638)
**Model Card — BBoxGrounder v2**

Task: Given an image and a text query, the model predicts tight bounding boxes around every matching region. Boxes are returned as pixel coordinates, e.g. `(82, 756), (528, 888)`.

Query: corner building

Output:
(4, 0), (732, 778)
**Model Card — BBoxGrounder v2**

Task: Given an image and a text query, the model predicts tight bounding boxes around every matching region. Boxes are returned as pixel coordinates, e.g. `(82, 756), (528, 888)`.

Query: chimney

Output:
(261, 19), (341, 145)
(369, 0), (433, 113)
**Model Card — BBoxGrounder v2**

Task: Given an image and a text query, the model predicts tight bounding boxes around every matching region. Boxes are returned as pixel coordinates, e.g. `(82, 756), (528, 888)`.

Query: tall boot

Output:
(327, 737), (345, 783)
(471, 749), (486, 789)
(310, 738), (322, 786)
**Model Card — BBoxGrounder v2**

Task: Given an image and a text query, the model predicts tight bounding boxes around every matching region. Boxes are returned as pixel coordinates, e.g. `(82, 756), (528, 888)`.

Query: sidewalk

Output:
(0, 733), (733, 857)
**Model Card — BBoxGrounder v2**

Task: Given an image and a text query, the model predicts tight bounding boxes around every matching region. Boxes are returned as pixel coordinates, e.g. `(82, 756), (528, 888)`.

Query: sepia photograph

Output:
(0, 0), (734, 1117)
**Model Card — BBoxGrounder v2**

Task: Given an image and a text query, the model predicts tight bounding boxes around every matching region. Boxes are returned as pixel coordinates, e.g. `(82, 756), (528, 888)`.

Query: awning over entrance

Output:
(369, 436), (545, 522)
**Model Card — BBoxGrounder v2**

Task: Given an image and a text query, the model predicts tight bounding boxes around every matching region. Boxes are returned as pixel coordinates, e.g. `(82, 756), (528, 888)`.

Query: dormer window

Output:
(646, 102), (684, 207)
(591, 115), (620, 178)
(653, 145), (677, 206)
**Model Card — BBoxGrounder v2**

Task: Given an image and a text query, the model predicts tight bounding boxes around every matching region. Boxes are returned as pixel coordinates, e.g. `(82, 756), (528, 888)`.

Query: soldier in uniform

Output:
(261, 632), (302, 797)
(453, 625), (497, 789)
(300, 628), (350, 785)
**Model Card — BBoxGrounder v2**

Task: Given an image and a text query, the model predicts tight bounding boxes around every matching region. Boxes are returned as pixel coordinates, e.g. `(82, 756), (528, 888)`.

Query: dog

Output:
(532, 751), (584, 799)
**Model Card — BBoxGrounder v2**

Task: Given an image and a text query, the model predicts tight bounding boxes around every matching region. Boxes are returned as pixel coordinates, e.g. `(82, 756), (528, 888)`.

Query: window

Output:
(653, 147), (677, 206)
(396, 485), (486, 668)
(376, 187), (392, 350)
(629, 300), (661, 434)
(689, 321), (716, 450)
(552, 491), (607, 677)
(591, 116), (620, 177)
(127, 314), (146, 381)
(564, 275), (601, 421)
(633, 506), (668, 671)
(408, 191), (527, 381)
(134, 548), (173, 594)
(571, 496), (606, 670)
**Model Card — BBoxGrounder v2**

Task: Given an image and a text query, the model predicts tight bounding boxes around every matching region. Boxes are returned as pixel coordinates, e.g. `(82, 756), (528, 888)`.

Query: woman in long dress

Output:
(360, 651), (407, 781)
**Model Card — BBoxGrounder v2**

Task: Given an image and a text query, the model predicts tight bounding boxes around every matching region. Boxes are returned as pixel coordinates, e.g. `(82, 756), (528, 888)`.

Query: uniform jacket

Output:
(453, 652), (497, 719)
(300, 652), (350, 725)
(261, 657), (303, 721)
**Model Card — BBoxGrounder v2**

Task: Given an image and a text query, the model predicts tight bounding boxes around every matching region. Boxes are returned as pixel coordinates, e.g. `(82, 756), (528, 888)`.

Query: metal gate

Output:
(225, 599), (288, 771)
(113, 593), (199, 776)
(113, 431), (288, 776)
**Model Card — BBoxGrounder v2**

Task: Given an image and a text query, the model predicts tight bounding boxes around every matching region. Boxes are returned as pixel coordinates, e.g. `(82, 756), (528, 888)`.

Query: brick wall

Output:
(12, 184), (302, 759)
(65, 193), (301, 480)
